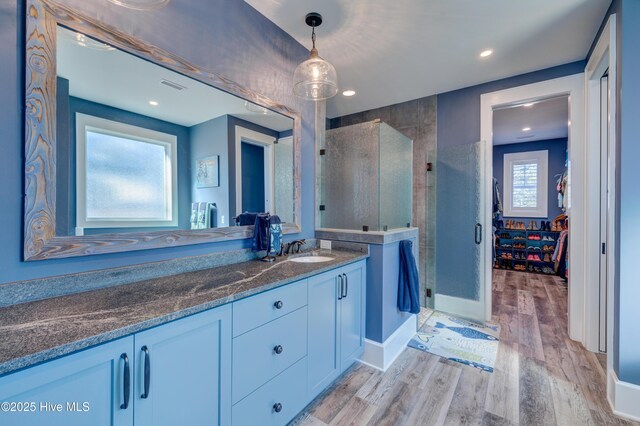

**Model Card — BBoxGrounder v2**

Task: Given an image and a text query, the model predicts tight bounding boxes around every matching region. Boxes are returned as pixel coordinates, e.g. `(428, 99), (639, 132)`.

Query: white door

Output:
(598, 73), (610, 353)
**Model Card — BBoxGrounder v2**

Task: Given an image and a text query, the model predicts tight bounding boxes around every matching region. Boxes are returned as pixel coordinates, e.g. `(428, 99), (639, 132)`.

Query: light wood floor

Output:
(290, 270), (638, 426)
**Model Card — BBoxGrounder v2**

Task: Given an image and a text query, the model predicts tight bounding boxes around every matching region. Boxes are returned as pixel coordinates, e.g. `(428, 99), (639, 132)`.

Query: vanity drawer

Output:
(232, 357), (308, 426)
(232, 307), (307, 403)
(233, 279), (307, 337)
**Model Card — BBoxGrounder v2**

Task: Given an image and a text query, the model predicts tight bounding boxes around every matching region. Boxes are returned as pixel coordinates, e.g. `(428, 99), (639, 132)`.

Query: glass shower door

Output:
(435, 140), (487, 322)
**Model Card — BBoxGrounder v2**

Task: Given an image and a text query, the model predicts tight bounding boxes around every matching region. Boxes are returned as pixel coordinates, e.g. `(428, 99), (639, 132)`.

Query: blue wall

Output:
(493, 138), (567, 223)
(0, 0), (313, 284)
(616, 0), (640, 386)
(435, 61), (584, 300)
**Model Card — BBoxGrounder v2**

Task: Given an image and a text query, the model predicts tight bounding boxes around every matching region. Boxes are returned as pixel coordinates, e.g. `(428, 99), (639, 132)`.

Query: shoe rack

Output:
(494, 223), (560, 275)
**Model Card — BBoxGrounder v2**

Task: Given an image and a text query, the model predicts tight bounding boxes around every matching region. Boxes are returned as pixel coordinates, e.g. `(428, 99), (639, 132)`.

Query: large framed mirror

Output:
(24, 0), (301, 260)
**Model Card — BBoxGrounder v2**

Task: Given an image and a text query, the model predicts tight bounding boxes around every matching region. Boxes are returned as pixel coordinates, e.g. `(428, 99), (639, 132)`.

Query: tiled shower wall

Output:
(328, 96), (437, 307)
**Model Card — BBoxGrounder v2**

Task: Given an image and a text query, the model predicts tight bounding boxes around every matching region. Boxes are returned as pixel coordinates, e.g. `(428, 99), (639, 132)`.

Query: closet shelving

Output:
(494, 228), (561, 274)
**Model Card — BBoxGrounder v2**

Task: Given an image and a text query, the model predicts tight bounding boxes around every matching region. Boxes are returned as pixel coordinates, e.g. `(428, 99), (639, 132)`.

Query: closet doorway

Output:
(490, 95), (571, 340)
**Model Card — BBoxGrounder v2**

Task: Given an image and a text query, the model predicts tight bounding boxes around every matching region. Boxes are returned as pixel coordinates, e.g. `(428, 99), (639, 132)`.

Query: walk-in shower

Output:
(317, 120), (413, 231)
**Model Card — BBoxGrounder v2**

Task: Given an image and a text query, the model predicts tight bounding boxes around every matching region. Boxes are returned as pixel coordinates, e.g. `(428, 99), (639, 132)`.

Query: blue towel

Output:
(269, 215), (282, 254)
(398, 240), (420, 314)
(252, 213), (271, 252)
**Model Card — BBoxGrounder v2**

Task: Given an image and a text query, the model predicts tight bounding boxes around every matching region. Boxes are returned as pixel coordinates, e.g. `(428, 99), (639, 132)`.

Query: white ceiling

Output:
(493, 96), (569, 145)
(244, 0), (610, 118)
(57, 27), (293, 131)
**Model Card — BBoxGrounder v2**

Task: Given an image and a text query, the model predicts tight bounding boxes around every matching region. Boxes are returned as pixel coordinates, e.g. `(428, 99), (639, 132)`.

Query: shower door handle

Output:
(475, 223), (482, 245)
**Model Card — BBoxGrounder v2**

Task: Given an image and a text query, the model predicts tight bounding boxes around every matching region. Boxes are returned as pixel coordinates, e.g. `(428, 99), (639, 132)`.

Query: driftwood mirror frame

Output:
(24, 0), (302, 261)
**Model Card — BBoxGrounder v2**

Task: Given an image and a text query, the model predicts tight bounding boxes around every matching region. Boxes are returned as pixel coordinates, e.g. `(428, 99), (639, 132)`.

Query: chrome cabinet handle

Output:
(120, 353), (130, 410)
(141, 346), (150, 399)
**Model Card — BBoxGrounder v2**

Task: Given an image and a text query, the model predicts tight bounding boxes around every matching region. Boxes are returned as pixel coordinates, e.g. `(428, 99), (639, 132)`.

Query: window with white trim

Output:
(503, 150), (548, 218)
(76, 113), (178, 230)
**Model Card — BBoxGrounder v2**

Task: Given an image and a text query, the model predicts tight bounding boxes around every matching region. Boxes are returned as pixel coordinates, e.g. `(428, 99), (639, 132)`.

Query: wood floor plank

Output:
(400, 350), (440, 389)
(356, 349), (414, 406)
(481, 411), (516, 426)
(548, 374), (595, 426)
(520, 356), (557, 426)
(404, 361), (462, 426)
(310, 364), (376, 424)
(365, 381), (422, 426)
(443, 366), (490, 426)
(484, 341), (520, 424)
(329, 397), (376, 426)
(517, 289), (536, 315)
(518, 313), (546, 361)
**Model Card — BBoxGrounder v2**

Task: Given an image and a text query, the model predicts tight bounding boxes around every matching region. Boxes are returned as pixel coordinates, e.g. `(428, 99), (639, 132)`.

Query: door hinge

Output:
(602, 242), (606, 255)
(426, 288), (432, 298)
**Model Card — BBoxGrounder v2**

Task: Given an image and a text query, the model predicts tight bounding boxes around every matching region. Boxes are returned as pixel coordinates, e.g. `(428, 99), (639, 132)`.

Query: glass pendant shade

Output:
(107, 0), (170, 10)
(293, 48), (338, 101)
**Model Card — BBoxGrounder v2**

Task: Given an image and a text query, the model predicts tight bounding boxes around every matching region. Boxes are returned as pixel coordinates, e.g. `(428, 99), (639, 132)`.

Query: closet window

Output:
(75, 113), (178, 231)
(503, 150), (548, 218)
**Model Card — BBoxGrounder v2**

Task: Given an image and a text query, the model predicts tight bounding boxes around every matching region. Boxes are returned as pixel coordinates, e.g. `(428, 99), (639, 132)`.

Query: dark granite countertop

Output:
(0, 249), (367, 376)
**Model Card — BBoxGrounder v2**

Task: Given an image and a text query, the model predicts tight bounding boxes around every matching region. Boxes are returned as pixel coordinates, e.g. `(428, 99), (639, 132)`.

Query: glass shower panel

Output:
(379, 123), (413, 230)
(322, 122), (380, 230)
(435, 140), (486, 311)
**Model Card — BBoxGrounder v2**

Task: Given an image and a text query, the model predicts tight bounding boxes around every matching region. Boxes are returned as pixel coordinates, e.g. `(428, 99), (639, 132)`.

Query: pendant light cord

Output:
(311, 25), (316, 49)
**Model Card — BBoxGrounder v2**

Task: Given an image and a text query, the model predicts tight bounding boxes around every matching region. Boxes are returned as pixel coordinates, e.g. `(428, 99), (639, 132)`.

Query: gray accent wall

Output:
(329, 96), (438, 308)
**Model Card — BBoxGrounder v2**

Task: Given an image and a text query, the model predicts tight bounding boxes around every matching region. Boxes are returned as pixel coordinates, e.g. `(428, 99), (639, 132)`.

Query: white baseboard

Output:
(434, 294), (485, 323)
(359, 314), (416, 372)
(608, 370), (640, 422)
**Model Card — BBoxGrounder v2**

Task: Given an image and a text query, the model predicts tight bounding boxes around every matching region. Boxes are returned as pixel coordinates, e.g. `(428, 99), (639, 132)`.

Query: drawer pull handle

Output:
(120, 353), (130, 410)
(273, 345), (284, 355)
(273, 402), (283, 413)
(141, 345), (150, 399)
(342, 273), (348, 298)
(274, 300), (284, 309)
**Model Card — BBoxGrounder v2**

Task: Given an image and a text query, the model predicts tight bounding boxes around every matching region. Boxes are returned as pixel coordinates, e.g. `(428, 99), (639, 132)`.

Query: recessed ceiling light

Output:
(522, 127), (531, 132)
(342, 90), (356, 97)
(480, 49), (493, 58)
(149, 100), (159, 106)
(523, 102), (534, 107)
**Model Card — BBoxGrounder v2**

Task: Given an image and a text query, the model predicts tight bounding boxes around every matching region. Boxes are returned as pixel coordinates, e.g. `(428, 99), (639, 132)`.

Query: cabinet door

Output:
(339, 261), (366, 370)
(0, 337), (134, 426)
(307, 270), (340, 398)
(134, 305), (231, 426)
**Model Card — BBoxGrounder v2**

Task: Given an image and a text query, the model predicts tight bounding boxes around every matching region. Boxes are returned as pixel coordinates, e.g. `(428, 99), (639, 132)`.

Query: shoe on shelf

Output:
(543, 253), (551, 262)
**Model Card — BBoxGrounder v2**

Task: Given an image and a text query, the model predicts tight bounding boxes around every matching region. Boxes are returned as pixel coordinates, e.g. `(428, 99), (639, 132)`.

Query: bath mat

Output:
(408, 310), (500, 372)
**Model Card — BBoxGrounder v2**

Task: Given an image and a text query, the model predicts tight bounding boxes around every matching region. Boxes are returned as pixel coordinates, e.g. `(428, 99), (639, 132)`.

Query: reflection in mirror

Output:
(55, 26), (294, 237)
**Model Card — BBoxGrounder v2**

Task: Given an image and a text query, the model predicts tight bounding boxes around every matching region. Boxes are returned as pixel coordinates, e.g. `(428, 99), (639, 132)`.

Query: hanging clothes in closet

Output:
(552, 216), (569, 279)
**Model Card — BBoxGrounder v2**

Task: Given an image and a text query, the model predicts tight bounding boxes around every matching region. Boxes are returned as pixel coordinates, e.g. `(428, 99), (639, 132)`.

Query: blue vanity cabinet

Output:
(339, 261), (366, 368)
(0, 337), (134, 426)
(307, 260), (366, 399)
(133, 305), (231, 426)
(307, 270), (340, 397)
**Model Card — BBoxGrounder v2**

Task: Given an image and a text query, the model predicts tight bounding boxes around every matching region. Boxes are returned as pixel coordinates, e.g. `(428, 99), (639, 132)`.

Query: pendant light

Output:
(293, 13), (338, 101)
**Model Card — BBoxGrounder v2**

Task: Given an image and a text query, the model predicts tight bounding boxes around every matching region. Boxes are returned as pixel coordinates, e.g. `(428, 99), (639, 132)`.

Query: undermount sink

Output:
(289, 256), (334, 263)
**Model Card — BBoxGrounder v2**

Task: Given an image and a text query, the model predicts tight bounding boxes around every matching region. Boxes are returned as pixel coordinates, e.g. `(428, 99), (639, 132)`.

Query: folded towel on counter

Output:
(237, 212), (258, 226)
(252, 213), (271, 252)
(269, 215), (282, 254)
(398, 239), (420, 314)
